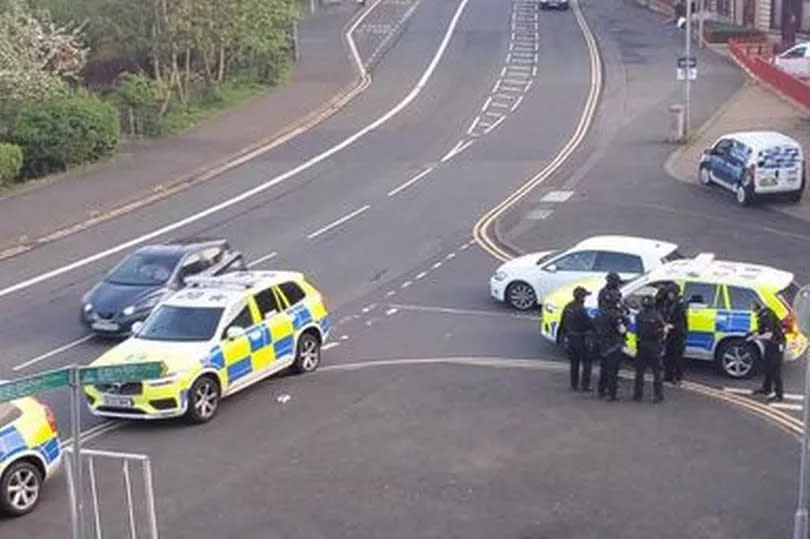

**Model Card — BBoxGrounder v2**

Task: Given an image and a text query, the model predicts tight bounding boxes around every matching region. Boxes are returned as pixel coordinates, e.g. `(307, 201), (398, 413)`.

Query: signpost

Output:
(676, 56), (697, 81)
(794, 285), (810, 539)
(0, 361), (164, 539)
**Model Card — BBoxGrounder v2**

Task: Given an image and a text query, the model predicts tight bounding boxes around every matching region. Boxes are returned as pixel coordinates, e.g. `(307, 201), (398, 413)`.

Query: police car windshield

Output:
(0, 402), (21, 425)
(137, 305), (223, 341)
(106, 252), (181, 286)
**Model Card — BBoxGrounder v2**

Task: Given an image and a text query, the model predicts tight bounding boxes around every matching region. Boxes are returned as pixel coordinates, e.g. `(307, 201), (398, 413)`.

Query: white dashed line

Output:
(387, 167), (434, 197)
(771, 402), (804, 411)
(323, 342), (341, 351)
(541, 190), (575, 202)
(307, 205), (371, 239)
(385, 308), (399, 316)
(386, 290), (397, 297)
(246, 251), (278, 268)
(13, 335), (94, 371)
(467, 116), (481, 134)
(401, 281), (412, 288)
(484, 115), (506, 133)
(340, 335), (350, 341)
(481, 96), (493, 112)
(432, 261), (443, 269)
(445, 252), (457, 260)
(415, 271), (428, 280)
(492, 80), (501, 92)
(510, 95), (524, 112)
(388, 303), (537, 321)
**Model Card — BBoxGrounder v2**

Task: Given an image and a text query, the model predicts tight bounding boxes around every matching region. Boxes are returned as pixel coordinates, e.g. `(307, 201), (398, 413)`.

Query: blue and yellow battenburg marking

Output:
(0, 401), (61, 469)
(202, 300), (331, 385)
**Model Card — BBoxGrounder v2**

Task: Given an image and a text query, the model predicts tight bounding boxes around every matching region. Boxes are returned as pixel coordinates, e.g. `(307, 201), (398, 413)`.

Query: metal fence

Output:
(64, 447), (159, 539)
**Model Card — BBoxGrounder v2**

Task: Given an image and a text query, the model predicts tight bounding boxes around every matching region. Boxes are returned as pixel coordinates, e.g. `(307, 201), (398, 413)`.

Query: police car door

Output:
(219, 302), (259, 391)
(251, 286), (295, 369)
(683, 281), (720, 360)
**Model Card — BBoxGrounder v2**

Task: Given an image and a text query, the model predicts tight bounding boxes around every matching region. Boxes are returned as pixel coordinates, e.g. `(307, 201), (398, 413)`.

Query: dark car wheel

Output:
(506, 281), (537, 311)
(293, 332), (321, 374)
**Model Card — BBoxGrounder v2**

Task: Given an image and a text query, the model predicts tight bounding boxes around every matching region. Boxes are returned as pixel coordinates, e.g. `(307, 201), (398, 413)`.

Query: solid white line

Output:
(724, 387), (804, 400)
(480, 96), (493, 112)
(503, 78), (528, 85)
(466, 115), (481, 134)
(492, 80), (501, 92)
(500, 66), (507, 77)
(441, 139), (475, 162)
(13, 335), (94, 371)
(388, 303), (537, 320)
(323, 342), (340, 351)
(771, 402), (804, 411)
(306, 205), (370, 239)
(61, 420), (120, 447)
(246, 251), (278, 268)
(388, 167), (435, 197)
(524, 79), (534, 93)
(0, 0), (474, 301)
(346, 0), (387, 79)
(483, 115), (506, 134)
(510, 95), (524, 112)
(500, 85), (523, 92)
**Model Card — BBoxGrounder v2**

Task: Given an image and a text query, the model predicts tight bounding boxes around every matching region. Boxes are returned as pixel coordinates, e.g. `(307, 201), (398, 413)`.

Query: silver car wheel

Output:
(722, 345), (754, 378)
(7, 468), (39, 512)
(300, 338), (320, 372)
(193, 379), (219, 419)
(507, 282), (537, 310)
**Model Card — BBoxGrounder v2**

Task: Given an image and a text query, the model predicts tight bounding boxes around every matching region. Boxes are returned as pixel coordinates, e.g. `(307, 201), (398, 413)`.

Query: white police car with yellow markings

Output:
(84, 271), (331, 423)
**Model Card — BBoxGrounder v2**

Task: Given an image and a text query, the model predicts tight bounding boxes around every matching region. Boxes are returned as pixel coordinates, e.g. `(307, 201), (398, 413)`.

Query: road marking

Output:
(246, 251), (278, 268)
(0, 0), (473, 301)
(385, 290), (397, 297)
(724, 387), (804, 400)
(473, 0), (602, 262)
(445, 252), (456, 260)
(61, 420), (120, 448)
(306, 205), (371, 239)
(346, 0), (388, 79)
(510, 95), (524, 112)
(527, 208), (553, 220)
(771, 402), (804, 411)
(387, 167), (434, 197)
(388, 303), (537, 320)
(323, 342), (341, 351)
(467, 116), (481, 134)
(340, 335), (349, 341)
(415, 271), (428, 280)
(483, 115), (506, 134)
(431, 261), (443, 269)
(481, 96), (493, 112)
(440, 139), (475, 162)
(541, 190), (574, 203)
(13, 335), (94, 371)
(385, 308), (399, 316)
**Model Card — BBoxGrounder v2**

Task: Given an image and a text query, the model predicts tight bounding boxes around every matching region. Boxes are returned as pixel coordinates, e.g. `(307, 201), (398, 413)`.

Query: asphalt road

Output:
(0, 0), (806, 535)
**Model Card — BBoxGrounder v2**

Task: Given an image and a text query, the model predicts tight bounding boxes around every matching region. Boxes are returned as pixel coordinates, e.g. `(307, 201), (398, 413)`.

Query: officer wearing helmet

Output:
(598, 272), (622, 311)
(634, 295), (666, 403)
(748, 301), (786, 402)
(662, 283), (687, 385)
(595, 288), (627, 401)
(561, 286), (595, 391)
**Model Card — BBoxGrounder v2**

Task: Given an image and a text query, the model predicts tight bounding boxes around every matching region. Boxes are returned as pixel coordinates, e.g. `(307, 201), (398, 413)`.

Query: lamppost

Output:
(793, 285), (810, 539)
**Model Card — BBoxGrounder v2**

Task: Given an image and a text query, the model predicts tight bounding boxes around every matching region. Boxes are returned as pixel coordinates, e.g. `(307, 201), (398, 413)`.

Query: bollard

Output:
(669, 104), (685, 143)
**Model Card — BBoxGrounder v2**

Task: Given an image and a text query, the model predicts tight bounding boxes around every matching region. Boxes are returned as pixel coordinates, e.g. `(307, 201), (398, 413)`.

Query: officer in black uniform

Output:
(634, 295), (665, 403)
(598, 272), (622, 311)
(560, 286), (595, 391)
(662, 283), (688, 384)
(749, 301), (786, 402)
(596, 288), (628, 401)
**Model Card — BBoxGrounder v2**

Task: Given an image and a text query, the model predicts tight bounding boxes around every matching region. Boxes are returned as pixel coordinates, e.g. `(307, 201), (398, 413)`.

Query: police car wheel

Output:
(0, 460), (42, 517)
(716, 339), (758, 379)
(506, 281), (537, 311)
(699, 166), (712, 186)
(293, 332), (321, 374)
(186, 375), (220, 424)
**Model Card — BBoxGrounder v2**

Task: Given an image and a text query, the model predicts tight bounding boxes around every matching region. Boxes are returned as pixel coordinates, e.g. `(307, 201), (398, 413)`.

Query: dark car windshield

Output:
(137, 305), (223, 342)
(105, 252), (181, 286)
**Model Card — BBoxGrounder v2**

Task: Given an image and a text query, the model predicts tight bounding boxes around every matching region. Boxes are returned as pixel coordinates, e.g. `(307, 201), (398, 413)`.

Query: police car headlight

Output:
(148, 372), (181, 387)
(544, 303), (557, 313)
(493, 271), (508, 281)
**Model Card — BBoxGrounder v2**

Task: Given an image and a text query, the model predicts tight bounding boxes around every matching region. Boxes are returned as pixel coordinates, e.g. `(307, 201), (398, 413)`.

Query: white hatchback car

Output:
(489, 235), (683, 310)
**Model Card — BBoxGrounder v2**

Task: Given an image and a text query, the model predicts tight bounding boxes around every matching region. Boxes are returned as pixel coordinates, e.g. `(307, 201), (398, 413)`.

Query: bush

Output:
(8, 92), (120, 177)
(109, 72), (167, 137)
(703, 21), (765, 44)
(0, 142), (23, 184)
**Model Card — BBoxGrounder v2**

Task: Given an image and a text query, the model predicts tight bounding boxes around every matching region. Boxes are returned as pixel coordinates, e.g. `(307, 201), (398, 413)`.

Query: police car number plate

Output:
(103, 396), (133, 408)
(92, 320), (120, 332)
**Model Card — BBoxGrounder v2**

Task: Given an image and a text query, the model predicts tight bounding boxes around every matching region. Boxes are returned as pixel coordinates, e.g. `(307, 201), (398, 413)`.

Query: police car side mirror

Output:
(544, 264), (558, 273)
(226, 326), (245, 340)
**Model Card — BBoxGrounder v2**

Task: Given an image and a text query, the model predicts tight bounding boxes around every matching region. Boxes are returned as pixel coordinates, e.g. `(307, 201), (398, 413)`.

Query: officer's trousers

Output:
(598, 348), (621, 399)
(566, 336), (592, 390)
(760, 344), (784, 398)
(634, 344), (663, 401)
(663, 338), (685, 382)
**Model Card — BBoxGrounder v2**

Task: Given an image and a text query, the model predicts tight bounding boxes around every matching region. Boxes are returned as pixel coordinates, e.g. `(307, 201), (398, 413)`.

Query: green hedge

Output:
(8, 93), (120, 178)
(0, 142), (23, 184)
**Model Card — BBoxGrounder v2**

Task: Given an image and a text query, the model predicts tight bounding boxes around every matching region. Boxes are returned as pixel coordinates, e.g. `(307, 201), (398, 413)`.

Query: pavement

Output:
(0, 0), (409, 257)
(0, 0), (807, 535)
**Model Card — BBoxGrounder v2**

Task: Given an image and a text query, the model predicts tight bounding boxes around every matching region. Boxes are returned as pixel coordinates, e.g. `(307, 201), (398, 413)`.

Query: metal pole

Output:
(310, 0), (315, 14)
(698, 0), (705, 49)
(794, 348), (810, 539)
(684, 0), (692, 135)
(142, 458), (160, 539)
(70, 366), (85, 539)
(293, 21), (300, 63)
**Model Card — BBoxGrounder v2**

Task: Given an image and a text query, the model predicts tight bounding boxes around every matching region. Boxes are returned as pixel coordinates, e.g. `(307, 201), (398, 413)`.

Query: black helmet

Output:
(573, 286), (591, 300)
(641, 295), (655, 309)
(606, 272), (621, 286)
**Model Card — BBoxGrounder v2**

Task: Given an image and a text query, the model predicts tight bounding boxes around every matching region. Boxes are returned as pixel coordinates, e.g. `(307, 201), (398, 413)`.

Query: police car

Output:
(540, 254), (807, 378)
(699, 131), (805, 205)
(83, 271), (330, 423)
(0, 396), (62, 516)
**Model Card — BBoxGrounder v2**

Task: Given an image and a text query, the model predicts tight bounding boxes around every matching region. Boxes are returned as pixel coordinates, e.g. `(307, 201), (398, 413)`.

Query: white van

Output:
(698, 131), (805, 205)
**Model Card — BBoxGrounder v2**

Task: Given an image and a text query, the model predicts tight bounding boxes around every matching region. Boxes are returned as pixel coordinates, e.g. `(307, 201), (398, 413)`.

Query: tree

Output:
(0, 0), (88, 106)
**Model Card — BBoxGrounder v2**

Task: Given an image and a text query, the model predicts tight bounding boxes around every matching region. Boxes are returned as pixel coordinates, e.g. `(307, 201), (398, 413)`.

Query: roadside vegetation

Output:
(0, 0), (297, 185)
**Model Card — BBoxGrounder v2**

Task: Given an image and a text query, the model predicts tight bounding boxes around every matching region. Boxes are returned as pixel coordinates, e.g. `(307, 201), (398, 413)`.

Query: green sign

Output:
(79, 362), (164, 385)
(0, 368), (71, 403)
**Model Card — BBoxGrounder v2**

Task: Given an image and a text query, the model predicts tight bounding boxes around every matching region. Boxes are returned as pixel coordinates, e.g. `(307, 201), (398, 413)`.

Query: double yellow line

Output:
(472, 0), (806, 438)
(472, 0), (603, 263)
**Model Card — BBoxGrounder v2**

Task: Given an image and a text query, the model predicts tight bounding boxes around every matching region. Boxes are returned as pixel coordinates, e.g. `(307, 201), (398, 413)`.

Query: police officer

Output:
(598, 272), (622, 311)
(634, 295), (665, 403)
(561, 286), (595, 391)
(662, 283), (687, 384)
(596, 288), (627, 401)
(749, 301), (786, 402)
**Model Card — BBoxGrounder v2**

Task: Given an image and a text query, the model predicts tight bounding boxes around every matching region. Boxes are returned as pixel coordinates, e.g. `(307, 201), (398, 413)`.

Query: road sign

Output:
(0, 367), (70, 403)
(676, 56), (698, 81)
(79, 362), (164, 385)
(677, 56), (697, 68)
